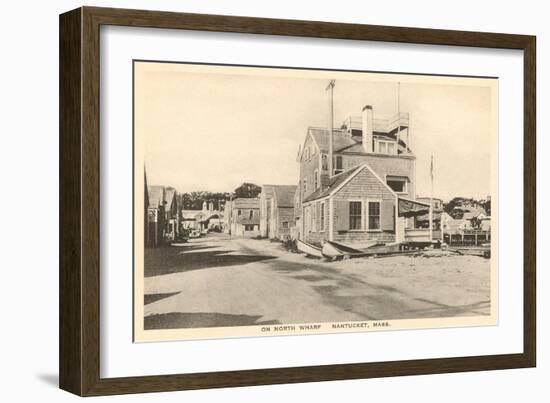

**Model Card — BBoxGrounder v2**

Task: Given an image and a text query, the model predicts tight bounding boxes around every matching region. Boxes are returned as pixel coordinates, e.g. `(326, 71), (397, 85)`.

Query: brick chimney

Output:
(362, 105), (374, 153)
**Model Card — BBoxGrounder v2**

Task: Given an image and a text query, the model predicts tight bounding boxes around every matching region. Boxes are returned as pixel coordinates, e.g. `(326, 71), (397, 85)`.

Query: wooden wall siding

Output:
(303, 202), (329, 244)
(299, 136), (321, 201)
(331, 167), (396, 244)
(303, 167), (396, 245)
(340, 153), (416, 198)
(270, 207), (296, 239)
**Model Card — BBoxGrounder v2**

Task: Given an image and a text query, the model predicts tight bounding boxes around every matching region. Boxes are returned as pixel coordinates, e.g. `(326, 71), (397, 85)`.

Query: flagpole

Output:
(326, 80), (335, 176)
(429, 155), (434, 242)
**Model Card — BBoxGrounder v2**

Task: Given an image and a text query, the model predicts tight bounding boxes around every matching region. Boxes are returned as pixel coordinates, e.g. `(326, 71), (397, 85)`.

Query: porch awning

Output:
(398, 197), (430, 217)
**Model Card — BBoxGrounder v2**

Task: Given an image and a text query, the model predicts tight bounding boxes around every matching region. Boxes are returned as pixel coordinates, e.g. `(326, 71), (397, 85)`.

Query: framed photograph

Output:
(59, 6), (536, 396)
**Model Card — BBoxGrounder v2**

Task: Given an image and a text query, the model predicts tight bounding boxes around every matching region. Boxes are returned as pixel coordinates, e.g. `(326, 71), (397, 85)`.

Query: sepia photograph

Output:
(133, 61), (497, 342)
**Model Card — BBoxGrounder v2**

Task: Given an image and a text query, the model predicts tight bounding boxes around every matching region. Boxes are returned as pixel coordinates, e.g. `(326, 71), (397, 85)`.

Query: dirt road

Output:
(143, 234), (491, 329)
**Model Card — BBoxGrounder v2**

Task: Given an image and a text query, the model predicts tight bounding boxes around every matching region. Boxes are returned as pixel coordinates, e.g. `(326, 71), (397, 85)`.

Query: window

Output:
(377, 140), (397, 155)
(349, 201), (362, 230)
(238, 209), (242, 216)
(334, 156), (344, 175)
(282, 221), (289, 229)
(368, 201), (381, 230)
(244, 224), (255, 231)
(249, 209), (254, 219)
(320, 202), (325, 230)
(386, 176), (407, 193)
(314, 169), (319, 189)
(321, 154), (328, 171)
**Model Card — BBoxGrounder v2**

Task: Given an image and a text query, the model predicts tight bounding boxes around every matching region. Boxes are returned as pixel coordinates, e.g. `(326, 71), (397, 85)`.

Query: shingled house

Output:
(269, 185), (297, 240)
(146, 185), (166, 247)
(260, 185), (297, 240)
(225, 198), (261, 237)
(295, 105), (431, 246)
(163, 187), (179, 241)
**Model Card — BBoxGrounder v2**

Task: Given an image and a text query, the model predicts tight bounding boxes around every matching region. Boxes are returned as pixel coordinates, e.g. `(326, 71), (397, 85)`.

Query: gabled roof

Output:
(462, 207), (488, 220)
(303, 165), (363, 203)
(232, 198), (260, 209)
(272, 185), (297, 208)
(181, 210), (200, 220)
(261, 185), (276, 200)
(308, 128), (357, 153)
(165, 187), (177, 208)
(148, 186), (164, 208)
(308, 126), (410, 155)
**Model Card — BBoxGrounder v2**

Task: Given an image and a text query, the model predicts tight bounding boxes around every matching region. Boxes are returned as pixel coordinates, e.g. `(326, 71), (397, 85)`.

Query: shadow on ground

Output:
(264, 258), (491, 320)
(144, 247), (276, 277)
(144, 291), (181, 305)
(144, 312), (280, 329)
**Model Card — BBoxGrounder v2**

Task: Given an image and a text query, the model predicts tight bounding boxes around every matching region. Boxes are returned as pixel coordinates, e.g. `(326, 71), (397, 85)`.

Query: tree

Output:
(234, 182), (262, 198)
(444, 197), (467, 219)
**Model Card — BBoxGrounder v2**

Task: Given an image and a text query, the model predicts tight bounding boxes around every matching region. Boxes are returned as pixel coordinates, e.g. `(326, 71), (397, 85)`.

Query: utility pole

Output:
(326, 80), (335, 176)
(396, 82), (400, 154)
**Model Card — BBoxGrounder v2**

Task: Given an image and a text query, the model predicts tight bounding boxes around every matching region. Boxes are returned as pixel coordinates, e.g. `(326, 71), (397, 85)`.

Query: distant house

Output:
(268, 185), (297, 240)
(414, 197), (444, 231)
(146, 185), (166, 247)
(462, 206), (489, 222)
(441, 209), (490, 245)
(416, 197), (443, 212)
(225, 198), (260, 237)
(164, 187), (179, 240)
(181, 210), (200, 230)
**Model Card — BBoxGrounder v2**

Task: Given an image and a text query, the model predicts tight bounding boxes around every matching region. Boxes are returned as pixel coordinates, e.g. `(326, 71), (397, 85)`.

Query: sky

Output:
(136, 62), (496, 201)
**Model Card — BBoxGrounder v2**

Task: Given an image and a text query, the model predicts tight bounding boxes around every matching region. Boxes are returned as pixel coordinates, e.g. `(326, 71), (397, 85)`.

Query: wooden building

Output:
(296, 104), (431, 246)
(268, 185), (297, 240)
(145, 185), (166, 247)
(225, 198), (261, 237)
(163, 187), (179, 240)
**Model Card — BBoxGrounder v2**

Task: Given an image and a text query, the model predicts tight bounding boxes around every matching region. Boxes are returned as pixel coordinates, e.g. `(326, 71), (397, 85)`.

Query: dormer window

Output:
(386, 175), (408, 193)
(376, 139), (397, 155)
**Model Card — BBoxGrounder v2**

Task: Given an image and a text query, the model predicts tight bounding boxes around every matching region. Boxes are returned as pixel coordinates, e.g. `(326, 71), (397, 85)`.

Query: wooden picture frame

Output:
(59, 6), (536, 396)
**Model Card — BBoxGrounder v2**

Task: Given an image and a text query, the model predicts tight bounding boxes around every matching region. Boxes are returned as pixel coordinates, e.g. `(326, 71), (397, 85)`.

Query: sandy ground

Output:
(143, 233), (491, 329)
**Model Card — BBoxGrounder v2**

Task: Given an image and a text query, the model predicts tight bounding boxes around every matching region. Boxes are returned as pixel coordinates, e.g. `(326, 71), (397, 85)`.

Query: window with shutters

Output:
(368, 201), (381, 230)
(349, 201), (362, 230)
(249, 210), (254, 219)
